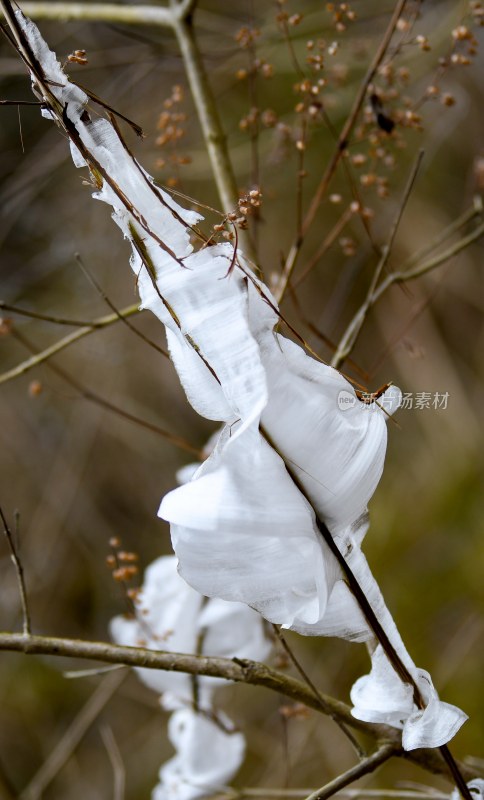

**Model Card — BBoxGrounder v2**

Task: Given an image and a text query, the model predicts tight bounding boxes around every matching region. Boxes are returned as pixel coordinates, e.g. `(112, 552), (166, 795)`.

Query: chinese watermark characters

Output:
(337, 390), (450, 412)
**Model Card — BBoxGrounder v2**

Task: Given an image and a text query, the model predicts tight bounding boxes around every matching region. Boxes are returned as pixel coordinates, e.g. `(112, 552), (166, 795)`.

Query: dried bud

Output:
(0, 317), (12, 335)
(28, 380), (43, 397)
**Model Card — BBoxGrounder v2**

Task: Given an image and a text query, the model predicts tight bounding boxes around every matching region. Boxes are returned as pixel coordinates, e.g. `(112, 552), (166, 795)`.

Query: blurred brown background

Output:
(0, 1), (483, 797)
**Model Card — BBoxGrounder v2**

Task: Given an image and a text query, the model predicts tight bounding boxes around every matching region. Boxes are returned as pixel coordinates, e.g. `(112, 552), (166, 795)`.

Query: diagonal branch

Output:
(304, 744), (396, 800)
(330, 149), (424, 369)
(19, 670), (127, 800)
(0, 303), (142, 386)
(0, 507), (31, 636)
(276, 0), (409, 302)
(10, 326), (203, 457)
(331, 216), (484, 370)
(11, 2), (174, 27)
(0, 631), (478, 785)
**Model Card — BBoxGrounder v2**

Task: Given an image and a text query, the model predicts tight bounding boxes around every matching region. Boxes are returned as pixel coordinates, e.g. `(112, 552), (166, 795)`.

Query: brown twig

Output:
(0, 303), (154, 385)
(304, 744), (397, 800)
(10, 327), (203, 458)
(0, 507), (31, 636)
(276, 0), (409, 302)
(19, 670), (127, 800)
(331, 149), (425, 369)
(0, 300), (111, 327)
(74, 253), (168, 360)
(272, 625), (365, 758)
(0, 631), (478, 785)
(100, 725), (125, 800)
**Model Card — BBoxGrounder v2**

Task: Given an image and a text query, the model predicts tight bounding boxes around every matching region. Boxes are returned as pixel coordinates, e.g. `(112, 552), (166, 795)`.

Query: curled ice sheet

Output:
(15, 6), (467, 755)
(111, 555), (271, 709)
(351, 645), (468, 750)
(451, 780), (484, 800)
(153, 708), (245, 800)
(259, 334), (402, 534)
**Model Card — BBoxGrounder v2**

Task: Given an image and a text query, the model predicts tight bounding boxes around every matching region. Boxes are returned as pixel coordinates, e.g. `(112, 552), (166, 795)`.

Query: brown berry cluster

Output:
(326, 3), (356, 32)
(106, 536), (140, 601)
(67, 48), (88, 66)
(212, 189), (262, 239)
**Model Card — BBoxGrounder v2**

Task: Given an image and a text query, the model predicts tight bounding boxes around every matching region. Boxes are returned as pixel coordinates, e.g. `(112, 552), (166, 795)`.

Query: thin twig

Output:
(331, 218), (484, 371)
(74, 253), (168, 360)
(10, 327), (203, 458)
(304, 745), (397, 800)
(331, 149), (425, 369)
(397, 196), (483, 273)
(375, 221), (484, 293)
(1, 507), (31, 635)
(0, 99), (42, 105)
(0, 303), (142, 386)
(226, 790), (449, 799)
(272, 625), (365, 758)
(0, 631), (478, 784)
(170, 14), (239, 216)
(100, 725), (125, 800)
(4, 2), (175, 27)
(368, 151), (424, 297)
(20, 670), (127, 800)
(292, 205), (354, 291)
(0, 300), (113, 327)
(171, 12), (257, 265)
(276, 0), (409, 302)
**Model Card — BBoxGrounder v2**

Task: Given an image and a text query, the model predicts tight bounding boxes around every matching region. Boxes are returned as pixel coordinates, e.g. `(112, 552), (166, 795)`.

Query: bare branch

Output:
(330, 149), (425, 369)
(376, 222), (484, 292)
(304, 744), (396, 800)
(272, 625), (366, 758)
(10, 327), (203, 458)
(0, 303), (143, 386)
(12, 2), (174, 28)
(0, 507), (31, 636)
(171, 17), (240, 215)
(100, 725), (125, 800)
(0, 300), (109, 327)
(0, 631), (479, 785)
(20, 670), (127, 800)
(331, 215), (484, 370)
(276, 0), (409, 302)
(74, 253), (168, 360)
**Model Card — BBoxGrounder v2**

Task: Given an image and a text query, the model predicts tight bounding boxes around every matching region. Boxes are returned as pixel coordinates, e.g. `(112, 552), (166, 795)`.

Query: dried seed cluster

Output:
(155, 85), (191, 188)
(106, 535), (140, 600)
(212, 188), (262, 239)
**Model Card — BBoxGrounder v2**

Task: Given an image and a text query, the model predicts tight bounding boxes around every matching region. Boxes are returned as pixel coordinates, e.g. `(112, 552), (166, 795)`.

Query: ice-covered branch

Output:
(0, 5), (473, 795)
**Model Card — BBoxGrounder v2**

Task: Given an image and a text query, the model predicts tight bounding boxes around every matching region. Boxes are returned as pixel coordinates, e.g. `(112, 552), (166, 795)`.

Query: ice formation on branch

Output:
(111, 556), (271, 710)
(10, 5), (467, 752)
(152, 709), (245, 800)
(112, 556), (269, 798)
